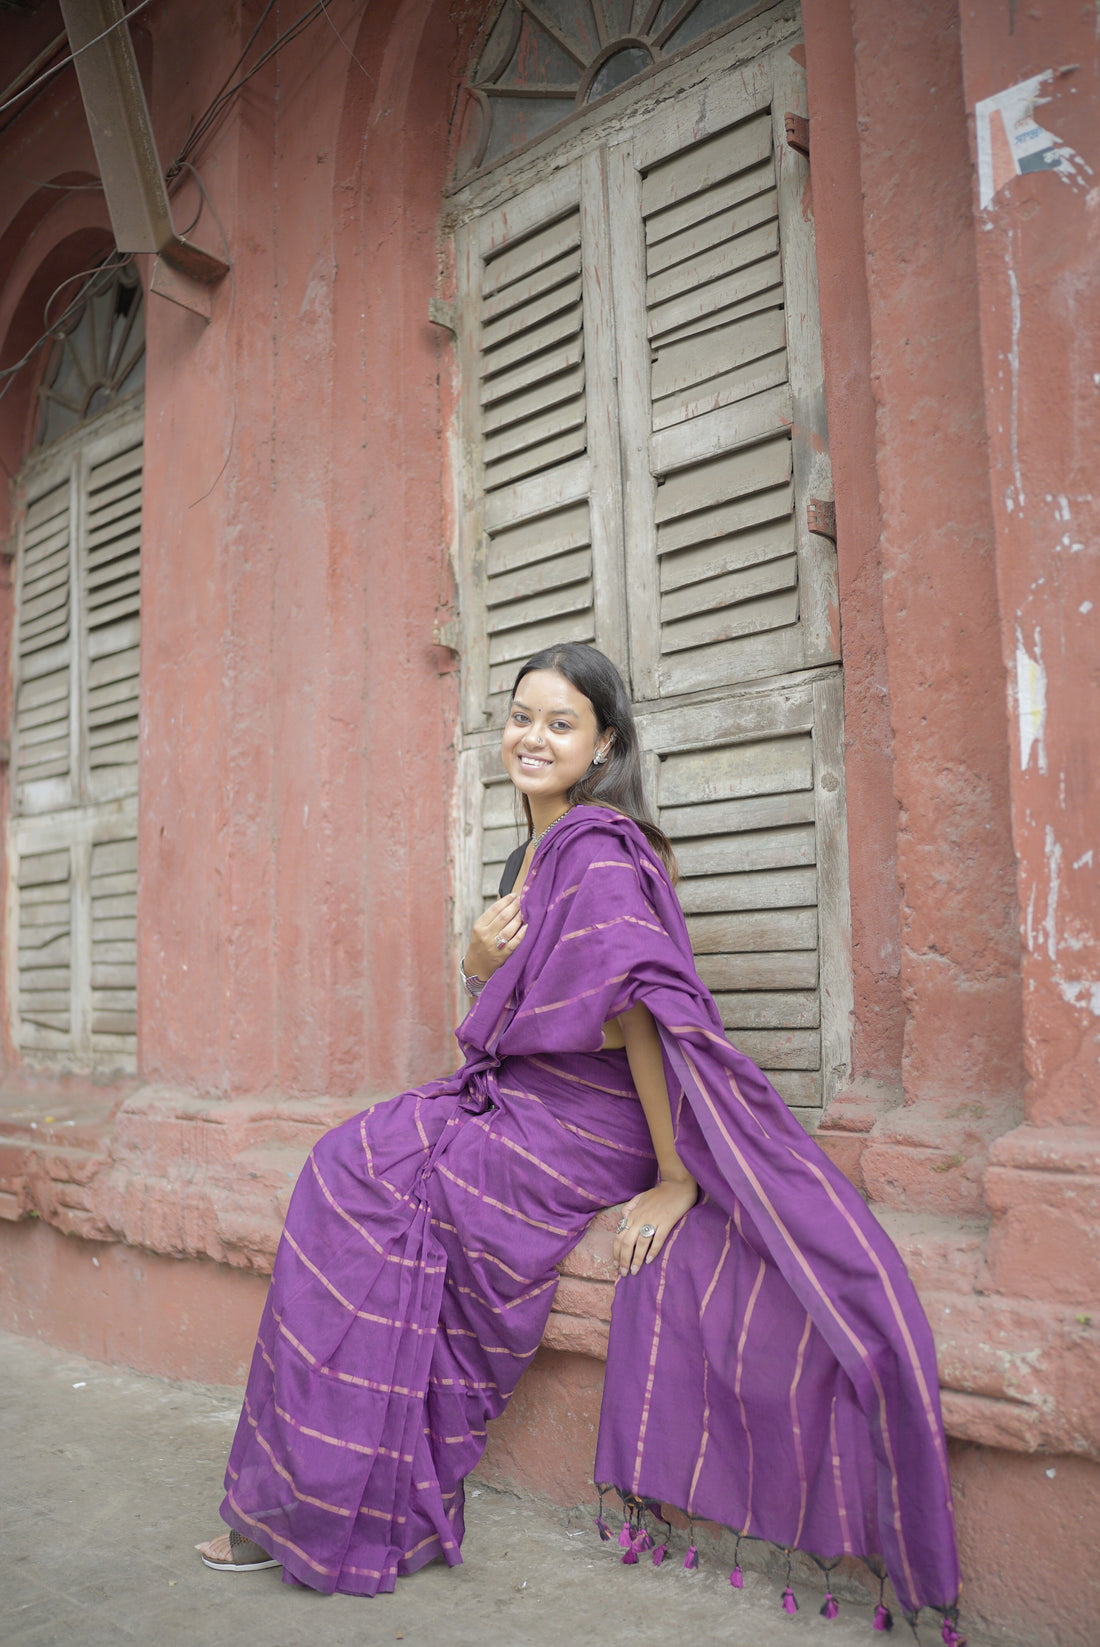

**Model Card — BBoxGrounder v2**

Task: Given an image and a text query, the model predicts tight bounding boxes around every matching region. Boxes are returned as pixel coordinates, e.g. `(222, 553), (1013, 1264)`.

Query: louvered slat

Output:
(16, 478), (72, 794)
(660, 730), (822, 1109)
(83, 438), (141, 785)
(480, 209), (587, 492)
(653, 431), (800, 688)
(483, 497), (595, 713)
(17, 847), (72, 1047)
(91, 835), (138, 1047)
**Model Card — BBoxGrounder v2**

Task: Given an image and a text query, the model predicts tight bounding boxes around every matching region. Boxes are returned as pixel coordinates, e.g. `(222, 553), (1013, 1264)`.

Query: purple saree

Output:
(221, 807), (959, 1616)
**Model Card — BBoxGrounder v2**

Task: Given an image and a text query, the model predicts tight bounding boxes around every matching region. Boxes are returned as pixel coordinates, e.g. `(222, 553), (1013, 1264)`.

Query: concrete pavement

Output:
(1, 1329), (1010, 1647)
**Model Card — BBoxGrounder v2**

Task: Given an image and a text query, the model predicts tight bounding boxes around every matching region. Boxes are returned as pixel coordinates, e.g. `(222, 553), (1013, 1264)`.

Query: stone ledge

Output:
(0, 1083), (626, 1335)
(3, 1082), (1098, 1456)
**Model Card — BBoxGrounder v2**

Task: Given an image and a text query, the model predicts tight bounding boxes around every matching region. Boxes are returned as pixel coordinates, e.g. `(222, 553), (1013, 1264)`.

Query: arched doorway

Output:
(447, 0), (850, 1123)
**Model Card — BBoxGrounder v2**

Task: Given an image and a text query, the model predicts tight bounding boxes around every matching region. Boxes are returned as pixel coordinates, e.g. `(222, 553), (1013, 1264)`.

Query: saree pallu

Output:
(221, 1048), (656, 1595)
(460, 807), (960, 1618)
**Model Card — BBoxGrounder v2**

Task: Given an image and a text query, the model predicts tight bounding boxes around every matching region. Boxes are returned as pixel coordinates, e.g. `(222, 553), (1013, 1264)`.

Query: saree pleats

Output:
(221, 1051), (655, 1594)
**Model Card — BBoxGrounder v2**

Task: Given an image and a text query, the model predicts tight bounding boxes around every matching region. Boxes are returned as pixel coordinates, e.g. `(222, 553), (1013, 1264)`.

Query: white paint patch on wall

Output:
(1042, 825), (1062, 962)
(1058, 978), (1100, 1016)
(975, 71), (1094, 211)
(1016, 628), (1047, 773)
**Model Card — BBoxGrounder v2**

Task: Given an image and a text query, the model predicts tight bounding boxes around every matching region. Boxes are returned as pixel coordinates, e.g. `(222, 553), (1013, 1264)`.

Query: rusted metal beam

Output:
(57, 0), (228, 314)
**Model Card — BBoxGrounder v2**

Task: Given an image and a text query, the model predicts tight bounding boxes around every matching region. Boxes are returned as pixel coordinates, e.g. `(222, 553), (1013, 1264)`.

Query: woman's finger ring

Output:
(638, 1223), (656, 1239)
(616, 1217), (629, 1233)
(495, 934), (507, 950)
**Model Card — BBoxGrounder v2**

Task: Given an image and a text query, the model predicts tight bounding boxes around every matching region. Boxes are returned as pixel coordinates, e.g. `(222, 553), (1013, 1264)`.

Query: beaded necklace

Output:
(530, 807), (573, 851)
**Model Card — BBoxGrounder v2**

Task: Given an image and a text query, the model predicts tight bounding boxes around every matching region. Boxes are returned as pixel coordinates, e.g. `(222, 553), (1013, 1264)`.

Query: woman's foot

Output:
(197, 1529), (281, 1572)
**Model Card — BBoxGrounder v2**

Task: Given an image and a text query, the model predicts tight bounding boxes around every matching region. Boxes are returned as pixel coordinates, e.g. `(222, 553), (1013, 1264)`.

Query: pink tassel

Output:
(651, 1544), (666, 1567)
(594, 1516), (611, 1542)
(618, 1522), (632, 1548)
(782, 1585), (798, 1615)
(683, 1543), (698, 1570)
(874, 1603), (894, 1631)
(621, 1546), (638, 1565)
(820, 1593), (839, 1619)
(941, 1625), (966, 1647)
(729, 1565), (743, 1589)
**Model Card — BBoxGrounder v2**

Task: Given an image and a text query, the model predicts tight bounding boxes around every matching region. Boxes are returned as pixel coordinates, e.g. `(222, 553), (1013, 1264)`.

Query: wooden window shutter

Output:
(82, 431), (142, 801)
(609, 50), (838, 702)
(90, 832), (138, 1051)
(453, 156), (626, 735)
(636, 673), (851, 1121)
(15, 846), (73, 1052)
(13, 473), (74, 814)
(9, 407), (142, 1071)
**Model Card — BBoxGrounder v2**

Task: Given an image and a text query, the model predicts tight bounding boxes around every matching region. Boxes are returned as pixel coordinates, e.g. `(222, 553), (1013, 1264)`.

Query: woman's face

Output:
(501, 668), (607, 813)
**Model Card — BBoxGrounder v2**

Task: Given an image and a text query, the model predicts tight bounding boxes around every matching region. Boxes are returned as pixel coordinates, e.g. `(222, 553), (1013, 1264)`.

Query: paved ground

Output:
(2, 1329), (1009, 1647)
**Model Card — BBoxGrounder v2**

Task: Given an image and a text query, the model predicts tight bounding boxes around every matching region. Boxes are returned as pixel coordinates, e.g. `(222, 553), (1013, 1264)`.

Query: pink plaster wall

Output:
(133, 0), (465, 1105)
(0, 1216), (267, 1384)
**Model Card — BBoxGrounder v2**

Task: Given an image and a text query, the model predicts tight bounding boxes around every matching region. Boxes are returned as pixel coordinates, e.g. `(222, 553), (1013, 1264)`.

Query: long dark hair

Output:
(509, 643), (677, 879)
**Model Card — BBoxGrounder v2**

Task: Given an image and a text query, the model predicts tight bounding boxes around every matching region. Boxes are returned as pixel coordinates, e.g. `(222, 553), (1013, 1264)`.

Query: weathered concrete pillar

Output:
(955, 0), (1100, 1389)
(810, 0), (1026, 1209)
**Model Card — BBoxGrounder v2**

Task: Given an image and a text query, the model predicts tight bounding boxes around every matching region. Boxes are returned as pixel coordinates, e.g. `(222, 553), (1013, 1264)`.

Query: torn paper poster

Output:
(975, 72), (1093, 210)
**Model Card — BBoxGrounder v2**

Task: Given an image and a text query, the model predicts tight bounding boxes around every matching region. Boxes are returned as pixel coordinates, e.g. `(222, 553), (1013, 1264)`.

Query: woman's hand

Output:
(613, 1174), (698, 1277)
(463, 892), (528, 984)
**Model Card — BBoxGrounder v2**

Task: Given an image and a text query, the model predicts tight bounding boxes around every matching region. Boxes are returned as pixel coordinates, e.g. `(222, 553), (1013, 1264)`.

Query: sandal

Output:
(197, 1528), (281, 1572)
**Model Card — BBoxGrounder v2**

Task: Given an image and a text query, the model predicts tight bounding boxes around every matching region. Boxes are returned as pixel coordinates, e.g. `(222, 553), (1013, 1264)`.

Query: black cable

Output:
(169, 2), (327, 178)
(0, 0), (160, 120)
(0, 254), (132, 410)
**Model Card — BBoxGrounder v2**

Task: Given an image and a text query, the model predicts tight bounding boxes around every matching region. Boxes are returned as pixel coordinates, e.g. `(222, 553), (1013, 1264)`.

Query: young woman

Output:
(199, 644), (961, 1634)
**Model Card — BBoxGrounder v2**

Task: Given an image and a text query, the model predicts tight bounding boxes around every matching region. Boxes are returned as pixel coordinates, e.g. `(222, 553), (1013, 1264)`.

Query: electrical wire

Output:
(0, 0), (160, 121)
(2, 1), (375, 428)
(0, 252), (132, 414)
(168, 2), (330, 178)
(318, 0), (375, 91)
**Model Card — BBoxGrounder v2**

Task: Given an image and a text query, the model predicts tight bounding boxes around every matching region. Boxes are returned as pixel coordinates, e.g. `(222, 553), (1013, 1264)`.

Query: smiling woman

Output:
(502, 670), (611, 822)
(199, 644), (961, 1637)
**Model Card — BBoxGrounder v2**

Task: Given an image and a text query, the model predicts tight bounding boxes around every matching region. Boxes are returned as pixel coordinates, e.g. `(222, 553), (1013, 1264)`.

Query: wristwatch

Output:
(460, 962), (487, 998)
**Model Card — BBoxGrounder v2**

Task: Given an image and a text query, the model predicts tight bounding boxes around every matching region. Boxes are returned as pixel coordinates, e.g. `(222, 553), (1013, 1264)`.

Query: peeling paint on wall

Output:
(1042, 825), (1062, 962)
(1057, 979), (1100, 1016)
(975, 71), (1093, 210)
(1015, 628), (1047, 773)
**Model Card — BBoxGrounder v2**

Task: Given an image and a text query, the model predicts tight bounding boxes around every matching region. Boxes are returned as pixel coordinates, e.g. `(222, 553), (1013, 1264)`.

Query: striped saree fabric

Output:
(221, 806), (960, 1614)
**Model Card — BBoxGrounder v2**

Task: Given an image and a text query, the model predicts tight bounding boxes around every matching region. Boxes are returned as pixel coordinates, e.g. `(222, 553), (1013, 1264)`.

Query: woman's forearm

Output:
(619, 1002), (692, 1183)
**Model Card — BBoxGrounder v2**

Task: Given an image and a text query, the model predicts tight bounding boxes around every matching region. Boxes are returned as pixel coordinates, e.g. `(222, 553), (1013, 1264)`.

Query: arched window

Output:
(34, 260), (145, 447)
(454, 0), (777, 178)
(9, 260), (144, 1070)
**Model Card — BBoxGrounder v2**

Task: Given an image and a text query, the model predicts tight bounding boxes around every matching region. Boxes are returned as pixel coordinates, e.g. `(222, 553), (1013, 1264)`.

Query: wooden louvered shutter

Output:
(82, 431), (142, 800)
(638, 676), (850, 1123)
(9, 408), (142, 1070)
(14, 475), (74, 813)
(609, 51), (837, 700)
(15, 846), (73, 1052)
(453, 157), (624, 735)
(90, 833), (138, 1051)
(448, 29), (852, 1118)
